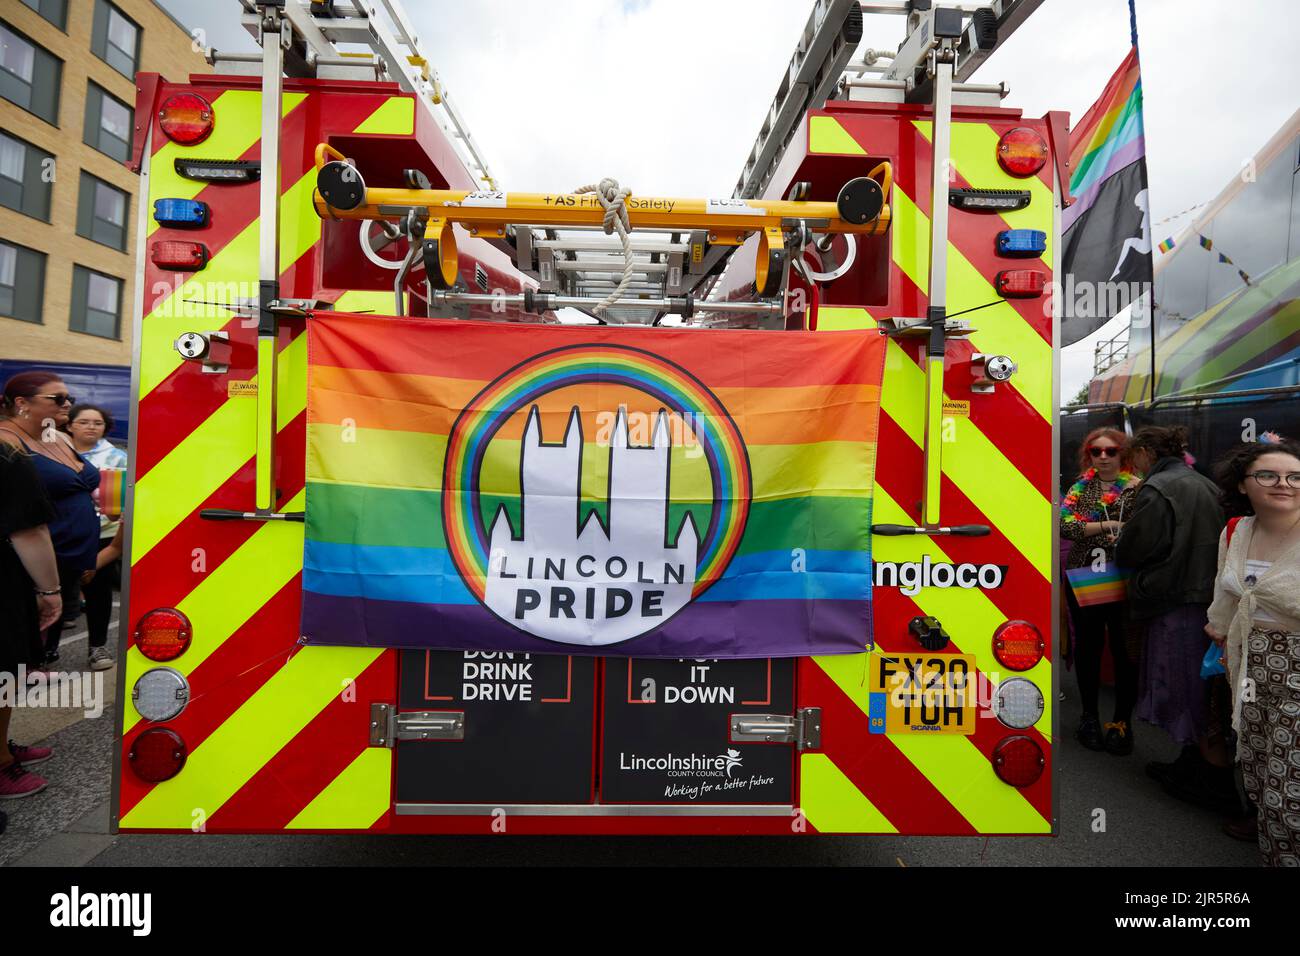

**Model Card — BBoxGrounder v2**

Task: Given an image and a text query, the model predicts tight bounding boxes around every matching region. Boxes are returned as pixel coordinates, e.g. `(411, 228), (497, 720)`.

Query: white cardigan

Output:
(1206, 515), (1300, 734)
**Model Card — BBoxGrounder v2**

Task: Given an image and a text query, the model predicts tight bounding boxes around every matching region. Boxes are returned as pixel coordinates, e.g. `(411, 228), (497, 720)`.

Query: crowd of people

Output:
(0, 371), (127, 807)
(2, 366), (1296, 864)
(1062, 424), (1300, 866)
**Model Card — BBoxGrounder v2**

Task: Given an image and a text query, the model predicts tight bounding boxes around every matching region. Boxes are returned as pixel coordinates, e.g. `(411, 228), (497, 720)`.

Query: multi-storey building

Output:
(1, 0), (210, 435)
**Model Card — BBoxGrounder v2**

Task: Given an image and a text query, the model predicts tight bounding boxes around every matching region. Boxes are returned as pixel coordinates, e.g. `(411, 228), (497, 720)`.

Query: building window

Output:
(71, 265), (122, 339)
(0, 240), (47, 324)
(77, 171), (129, 251)
(91, 0), (139, 79)
(84, 81), (133, 163)
(0, 21), (62, 124)
(21, 0), (68, 31)
(0, 130), (53, 221)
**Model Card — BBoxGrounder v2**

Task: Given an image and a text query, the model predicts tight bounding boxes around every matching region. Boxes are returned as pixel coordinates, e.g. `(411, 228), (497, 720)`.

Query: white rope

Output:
(571, 177), (633, 317)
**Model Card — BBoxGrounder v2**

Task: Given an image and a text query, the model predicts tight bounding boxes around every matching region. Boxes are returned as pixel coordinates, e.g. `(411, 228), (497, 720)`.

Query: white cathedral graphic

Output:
(482, 404), (700, 646)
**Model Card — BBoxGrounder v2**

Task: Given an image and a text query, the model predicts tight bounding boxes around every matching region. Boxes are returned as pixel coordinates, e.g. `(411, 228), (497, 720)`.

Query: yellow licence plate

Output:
(867, 653), (977, 735)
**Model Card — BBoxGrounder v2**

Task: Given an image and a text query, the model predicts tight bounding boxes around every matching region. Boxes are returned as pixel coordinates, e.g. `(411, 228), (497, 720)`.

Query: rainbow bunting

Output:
(1157, 237), (1175, 254)
(301, 314), (886, 658)
(1199, 235), (1214, 251)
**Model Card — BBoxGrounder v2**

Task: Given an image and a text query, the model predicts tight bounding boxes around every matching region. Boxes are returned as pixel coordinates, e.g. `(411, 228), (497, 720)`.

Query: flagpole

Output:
(1129, 0), (1156, 405)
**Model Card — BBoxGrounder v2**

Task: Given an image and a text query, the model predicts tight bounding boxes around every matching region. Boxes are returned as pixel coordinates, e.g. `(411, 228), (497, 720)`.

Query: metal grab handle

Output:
(200, 509), (305, 523)
(313, 142), (348, 169)
(871, 524), (990, 537)
(867, 160), (892, 199)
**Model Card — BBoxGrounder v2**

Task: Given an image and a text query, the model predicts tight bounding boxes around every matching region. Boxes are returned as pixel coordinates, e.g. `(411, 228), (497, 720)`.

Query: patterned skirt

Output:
(1238, 626), (1300, 867)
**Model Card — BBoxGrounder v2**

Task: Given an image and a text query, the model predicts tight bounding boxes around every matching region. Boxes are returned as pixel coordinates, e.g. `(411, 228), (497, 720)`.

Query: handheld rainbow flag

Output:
(301, 315), (886, 658)
(1065, 565), (1128, 607)
(95, 468), (126, 518)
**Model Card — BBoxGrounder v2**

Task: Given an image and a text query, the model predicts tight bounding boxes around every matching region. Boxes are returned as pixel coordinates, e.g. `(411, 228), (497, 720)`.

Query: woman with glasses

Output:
(0, 372), (101, 668)
(1061, 427), (1142, 754)
(1116, 426), (1228, 810)
(64, 404), (126, 672)
(1207, 436), (1300, 865)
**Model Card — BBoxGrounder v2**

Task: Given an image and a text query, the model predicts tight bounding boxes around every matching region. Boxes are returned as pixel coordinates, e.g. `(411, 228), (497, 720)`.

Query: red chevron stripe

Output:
(875, 413), (1050, 618)
(887, 118), (1053, 343)
(803, 660), (975, 834)
(206, 652), (396, 832)
(868, 555), (1053, 824)
(135, 90), (380, 478)
(129, 412), (306, 616)
(119, 578), (304, 818)
(891, 273), (1053, 497)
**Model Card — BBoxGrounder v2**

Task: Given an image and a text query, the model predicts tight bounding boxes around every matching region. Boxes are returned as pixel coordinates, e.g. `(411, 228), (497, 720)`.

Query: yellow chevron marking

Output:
(146, 92), (306, 237)
(809, 115), (867, 155)
(334, 290), (407, 312)
(800, 753), (898, 833)
(913, 119), (1055, 268)
(121, 645), (382, 829)
(286, 748), (392, 830)
(815, 650), (1050, 833)
(353, 97), (415, 135)
(865, 483), (1052, 738)
(880, 339), (1051, 576)
(141, 171), (321, 398)
(122, 488), (307, 736)
(132, 334), (307, 562)
(888, 188), (1052, 422)
(816, 306), (877, 330)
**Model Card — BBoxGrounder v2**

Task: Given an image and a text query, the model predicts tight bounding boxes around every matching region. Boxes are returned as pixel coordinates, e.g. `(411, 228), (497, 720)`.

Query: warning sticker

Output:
(227, 381), (257, 397)
(942, 399), (970, 417)
(452, 190), (507, 207)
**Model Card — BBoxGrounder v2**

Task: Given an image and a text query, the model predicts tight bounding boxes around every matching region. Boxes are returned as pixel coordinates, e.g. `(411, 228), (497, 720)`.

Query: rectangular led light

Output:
(173, 158), (261, 183)
(153, 198), (211, 228)
(950, 188), (1031, 212)
(996, 229), (1047, 257)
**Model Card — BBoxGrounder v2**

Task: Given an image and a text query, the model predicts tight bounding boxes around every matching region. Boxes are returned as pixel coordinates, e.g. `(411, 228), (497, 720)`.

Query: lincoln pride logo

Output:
(441, 344), (751, 647)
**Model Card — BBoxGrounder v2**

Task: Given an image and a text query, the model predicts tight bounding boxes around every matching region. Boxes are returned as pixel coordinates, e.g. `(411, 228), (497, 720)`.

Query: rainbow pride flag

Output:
(301, 314), (886, 658)
(1060, 43), (1152, 346)
(1065, 565), (1128, 607)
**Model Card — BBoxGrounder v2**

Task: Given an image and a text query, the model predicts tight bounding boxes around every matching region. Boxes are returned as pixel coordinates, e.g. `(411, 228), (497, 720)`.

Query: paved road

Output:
(1, 606), (1262, 866)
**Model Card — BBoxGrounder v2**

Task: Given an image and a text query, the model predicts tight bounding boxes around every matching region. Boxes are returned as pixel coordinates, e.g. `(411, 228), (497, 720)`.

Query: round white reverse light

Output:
(993, 677), (1044, 730)
(132, 667), (190, 722)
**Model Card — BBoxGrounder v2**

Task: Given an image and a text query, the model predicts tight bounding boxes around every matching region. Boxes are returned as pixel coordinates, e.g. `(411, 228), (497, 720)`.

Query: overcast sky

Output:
(162, 0), (1299, 398)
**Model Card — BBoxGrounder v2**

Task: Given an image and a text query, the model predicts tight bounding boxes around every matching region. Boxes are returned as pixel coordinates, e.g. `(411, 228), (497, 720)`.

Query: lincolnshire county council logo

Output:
(441, 343), (751, 647)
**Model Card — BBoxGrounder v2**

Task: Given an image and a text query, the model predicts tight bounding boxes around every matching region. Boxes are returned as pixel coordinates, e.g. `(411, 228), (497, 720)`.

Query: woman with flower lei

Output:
(1061, 428), (1143, 755)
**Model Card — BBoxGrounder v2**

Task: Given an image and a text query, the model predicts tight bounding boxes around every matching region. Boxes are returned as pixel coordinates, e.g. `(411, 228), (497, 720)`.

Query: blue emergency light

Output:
(153, 198), (211, 229)
(995, 229), (1046, 258)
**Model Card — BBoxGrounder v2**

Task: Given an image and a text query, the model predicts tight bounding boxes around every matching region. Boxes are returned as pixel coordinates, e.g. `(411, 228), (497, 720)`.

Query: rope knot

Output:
(572, 177), (634, 316)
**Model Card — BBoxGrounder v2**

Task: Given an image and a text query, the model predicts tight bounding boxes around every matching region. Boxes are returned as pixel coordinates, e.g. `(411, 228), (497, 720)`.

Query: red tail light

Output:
(158, 92), (213, 146)
(151, 240), (209, 271)
(135, 607), (192, 662)
(992, 735), (1045, 787)
(995, 269), (1045, 298)
(996, 127), (1047, 177)
(128, 727), (188, 782)
(993, 620), (1045, 671)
